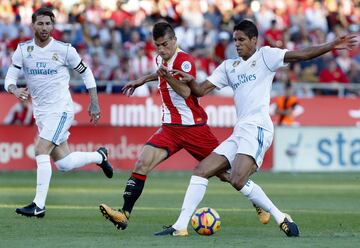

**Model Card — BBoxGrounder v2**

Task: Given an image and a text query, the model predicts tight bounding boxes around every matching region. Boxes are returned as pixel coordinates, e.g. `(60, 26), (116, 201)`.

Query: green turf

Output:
(0, 171), (359, 248)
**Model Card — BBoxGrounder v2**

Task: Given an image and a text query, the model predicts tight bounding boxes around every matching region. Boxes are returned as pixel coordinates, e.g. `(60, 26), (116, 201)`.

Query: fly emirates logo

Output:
(232, 73), (256, 90)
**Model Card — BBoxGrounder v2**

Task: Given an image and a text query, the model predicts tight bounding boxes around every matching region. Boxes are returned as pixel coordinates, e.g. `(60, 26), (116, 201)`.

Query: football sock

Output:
(173, 175), (208, 230)
(33, 155), (52, 209)
(54, 152), (102, 171)
(122, 172), (147, 216)
(240, 179), (285, 224)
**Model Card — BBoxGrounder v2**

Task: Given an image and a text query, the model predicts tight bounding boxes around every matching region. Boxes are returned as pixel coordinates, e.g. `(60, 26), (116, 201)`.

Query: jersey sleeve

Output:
(206, 61), (229, 89)
(172, 53), (196, 79)
(11, 45), (23, 69)
(66, 45), (85, 72)
(261, 46), (288, 72)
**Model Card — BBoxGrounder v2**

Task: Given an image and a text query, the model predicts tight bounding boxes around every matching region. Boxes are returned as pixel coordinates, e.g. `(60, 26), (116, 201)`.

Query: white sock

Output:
(33, 155), (52, 209)
(172, 175), (208, 230)
(54, 151), (102, 171)
(240, 179), (285, 224)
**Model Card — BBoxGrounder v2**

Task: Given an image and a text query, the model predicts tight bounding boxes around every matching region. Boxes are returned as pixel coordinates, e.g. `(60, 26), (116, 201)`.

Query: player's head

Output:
(233, 20), (258, 59)
(152, 21), (177, 61)
(32, 7), (55, 42)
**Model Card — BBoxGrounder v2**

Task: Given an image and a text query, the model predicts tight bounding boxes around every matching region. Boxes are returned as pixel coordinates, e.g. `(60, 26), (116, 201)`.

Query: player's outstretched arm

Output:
(157, 66), (191, 99)
(171, 70), (216, 97)
(87, 87), (101, 125)
(122, 73), (158, 96)
(284, 34), (358, 63)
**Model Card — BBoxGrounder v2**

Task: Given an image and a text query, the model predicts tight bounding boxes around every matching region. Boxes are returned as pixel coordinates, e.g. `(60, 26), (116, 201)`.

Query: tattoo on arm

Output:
(8, 84), (17, 94)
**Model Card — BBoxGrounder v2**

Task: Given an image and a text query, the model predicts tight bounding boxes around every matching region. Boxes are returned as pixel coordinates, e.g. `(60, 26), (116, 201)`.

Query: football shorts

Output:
(36, 112), (74, 145)
(214, 123), (273, 168)
(146, 124), (219, 161)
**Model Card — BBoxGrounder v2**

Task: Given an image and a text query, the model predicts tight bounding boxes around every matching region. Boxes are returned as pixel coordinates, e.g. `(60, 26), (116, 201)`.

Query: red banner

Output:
(0, 125), (273, 171)
(1, 93), (359, 126)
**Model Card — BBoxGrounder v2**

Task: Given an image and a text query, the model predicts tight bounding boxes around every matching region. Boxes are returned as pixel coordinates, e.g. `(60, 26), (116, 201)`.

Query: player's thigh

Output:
(193, 152), (229, 179)
(34, 137), (56, 156)
(50, 141), (71, 161)
(133, 144), (168, 174)
(230, 154), (257, 190)
(182, 124), (219, 161)
(36, 112), (74, 146)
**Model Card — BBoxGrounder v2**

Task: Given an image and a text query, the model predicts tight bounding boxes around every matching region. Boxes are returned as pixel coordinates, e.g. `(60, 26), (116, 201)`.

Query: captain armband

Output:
(74, 60), (87, 74)
(75, 61), (96, 89)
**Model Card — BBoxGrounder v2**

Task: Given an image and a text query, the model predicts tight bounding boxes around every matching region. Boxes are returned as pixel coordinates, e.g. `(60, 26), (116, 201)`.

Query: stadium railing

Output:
(0, 80), (359, 97)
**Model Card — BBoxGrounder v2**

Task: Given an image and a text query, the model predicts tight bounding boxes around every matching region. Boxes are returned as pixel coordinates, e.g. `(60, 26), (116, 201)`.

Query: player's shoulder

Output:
(174, 50), (195, 73)
(18, 39), (33, 47)
(52, 38), (71, 47)
(176, 50), (195, 63)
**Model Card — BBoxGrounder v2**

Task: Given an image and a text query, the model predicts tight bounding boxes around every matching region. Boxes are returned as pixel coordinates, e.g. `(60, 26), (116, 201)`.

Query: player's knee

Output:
(193, 164), (209, 178)
(230, 177), (248, 191)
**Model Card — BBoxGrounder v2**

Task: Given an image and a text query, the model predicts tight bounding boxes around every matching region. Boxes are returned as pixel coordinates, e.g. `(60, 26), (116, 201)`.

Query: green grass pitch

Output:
(0, 171), (359, 248)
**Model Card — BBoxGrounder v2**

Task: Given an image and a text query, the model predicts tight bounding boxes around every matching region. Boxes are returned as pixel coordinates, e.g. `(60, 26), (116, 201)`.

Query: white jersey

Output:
(11, 38), (84, 116)
(207, 46), (288, 133)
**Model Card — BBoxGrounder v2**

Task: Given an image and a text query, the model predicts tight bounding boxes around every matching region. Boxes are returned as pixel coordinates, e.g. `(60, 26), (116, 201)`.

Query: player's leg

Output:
(231, 154), (299, 237)
(51, 141), (113, 178)
(155, 152), (228, 236)
(15, 137), (55, 218)
(100, 145), (168, 229)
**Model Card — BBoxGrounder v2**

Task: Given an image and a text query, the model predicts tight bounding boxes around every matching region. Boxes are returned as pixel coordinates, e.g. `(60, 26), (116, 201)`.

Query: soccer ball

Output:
(191, 207), (221, 235)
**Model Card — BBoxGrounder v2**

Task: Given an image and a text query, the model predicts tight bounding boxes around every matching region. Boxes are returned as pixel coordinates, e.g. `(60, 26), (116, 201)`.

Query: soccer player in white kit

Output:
(4, 7), (113, 218)
(155, 20), (358, 237)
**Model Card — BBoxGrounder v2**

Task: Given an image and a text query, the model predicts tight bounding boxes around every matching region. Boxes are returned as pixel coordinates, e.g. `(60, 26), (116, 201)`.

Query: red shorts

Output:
(146, 124), (219, 161)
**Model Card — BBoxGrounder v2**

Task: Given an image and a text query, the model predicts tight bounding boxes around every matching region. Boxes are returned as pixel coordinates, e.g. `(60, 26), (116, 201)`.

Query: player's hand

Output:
(13, 87), (30, 102)
(170, 70), (195, 83)
(88, 102), (100, 125)
(334, 34), (359, 50)
(156, 65), (172, 79)
(122, 80), (142, 96)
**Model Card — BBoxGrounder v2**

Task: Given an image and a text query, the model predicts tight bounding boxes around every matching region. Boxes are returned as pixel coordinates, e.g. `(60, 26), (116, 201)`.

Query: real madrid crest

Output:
(232, 61), (240, 67)
(27, 46), (34, 58)
(251, 60), (256, 67)
(52, 53), (59, 61)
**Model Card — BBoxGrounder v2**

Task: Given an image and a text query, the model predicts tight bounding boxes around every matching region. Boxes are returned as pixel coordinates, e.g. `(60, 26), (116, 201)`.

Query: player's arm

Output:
(77, 65), (100, 125)
(68, 48), (101, 124)
(122, 73), (158, 96)
(284, 34), (358, 63)
(157, 65), (191, 98)
(169, 69), (216, 97)
(5, 50), (29, 102)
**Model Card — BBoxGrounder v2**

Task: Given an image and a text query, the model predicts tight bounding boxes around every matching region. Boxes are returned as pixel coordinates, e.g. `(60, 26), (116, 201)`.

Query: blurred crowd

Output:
(0, 0), (359, 96)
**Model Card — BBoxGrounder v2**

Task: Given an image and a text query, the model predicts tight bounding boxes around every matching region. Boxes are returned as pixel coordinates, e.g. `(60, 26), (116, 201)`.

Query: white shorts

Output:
(213, 124), (273, 168)
(36, 112), (74, 145)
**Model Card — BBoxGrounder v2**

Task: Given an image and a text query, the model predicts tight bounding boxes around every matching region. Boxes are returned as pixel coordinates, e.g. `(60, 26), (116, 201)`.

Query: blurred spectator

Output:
(348, 61), (360, 84)
(300, 64), (319, 83)
(4, 101), (34, 126)
(271, 82), (303, 126)
(318, 60), (349, 95)
(174, 19), (196, 52)
(264, 19), (285, 48)
(213, 31), (231, 64)
(336, 50), (352, 75)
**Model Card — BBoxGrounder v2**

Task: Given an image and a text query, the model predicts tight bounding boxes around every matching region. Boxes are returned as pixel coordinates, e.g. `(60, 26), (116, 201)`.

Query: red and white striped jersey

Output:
(156, 49), (207, 126)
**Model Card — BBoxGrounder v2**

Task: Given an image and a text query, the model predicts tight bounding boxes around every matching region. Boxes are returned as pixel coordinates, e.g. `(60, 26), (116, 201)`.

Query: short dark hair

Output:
(32, 7), (55, 24)
(152, 22), (175, 40)
(234, 20), (258, 39)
